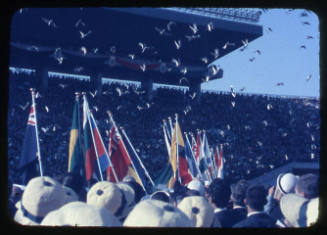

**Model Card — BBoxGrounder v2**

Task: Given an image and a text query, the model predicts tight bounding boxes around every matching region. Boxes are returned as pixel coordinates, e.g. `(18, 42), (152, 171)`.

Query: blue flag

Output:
(18, 104), (39, 184)
(185, 134), (199, 178)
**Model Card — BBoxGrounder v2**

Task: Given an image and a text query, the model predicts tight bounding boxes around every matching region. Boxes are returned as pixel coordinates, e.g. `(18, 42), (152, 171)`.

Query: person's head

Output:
(208, 178), (231, 208)
(150, 191), (172, 203)
(244, 184), (267, 212)
(274, 173), (299, 200)
(231, 179), (249, 207)
(186, 179), (205, 197)
(295, 174), (319, 199)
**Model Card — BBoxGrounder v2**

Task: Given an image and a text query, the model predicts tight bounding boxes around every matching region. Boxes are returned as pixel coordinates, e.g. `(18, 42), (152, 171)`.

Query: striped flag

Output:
(217, 145), (224, 179)
(167, 119), (192, 188)
(68, 96), (84, 177)
(18, 103), (39, 184)
(184, 133), (200, 178)
(203, 132), (214, 180)
(106, 121), (141, 186)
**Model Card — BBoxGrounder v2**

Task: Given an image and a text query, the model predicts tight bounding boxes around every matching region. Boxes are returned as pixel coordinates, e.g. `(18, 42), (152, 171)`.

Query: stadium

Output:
(7, 7), (320, 227)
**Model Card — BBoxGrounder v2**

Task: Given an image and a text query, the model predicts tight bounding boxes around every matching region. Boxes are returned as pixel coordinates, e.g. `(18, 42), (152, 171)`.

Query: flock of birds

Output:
(14, 8), (318, 117)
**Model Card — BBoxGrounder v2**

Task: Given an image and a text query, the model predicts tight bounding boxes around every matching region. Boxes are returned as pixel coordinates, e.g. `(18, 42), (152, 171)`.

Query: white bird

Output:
(19, 102), (30, 111)
(145, 103), (151, 108)
(79, 30), (92, 39)
(306, 35), (314, 39)
(89, 90), (97, 98)
(203, 75), (210, 83)
(180, 67), (187, 75)
(138, 42), (148, 53)
(27, 46), (39, 52)
(172, 58), (181, 67)
(116, 87), (122, 96)
(167, 21), (176, 31)
(140, 64), (146, 72)
(185, 34), (201, 41)
(174, 40), (181, 50)
(155, 27), (171, 36)
(52, 125), (56, 132)
(35, 92), (41, 99)
(45, 106), (49, 113)
(210, 65), (220, 75)
(93, 48), (99, 54)
(93, 106), (99, 112)
(249, 57), (255, 62)
(211, 48), (219, 59)
(207, 22), (214, 32)
(240, 87), (246, 92)
(231, 101), (236, 108)
(189, 92), (196, 99)
(189, 23), (198, 34)
(41, 17), (57, 28)
(137, 105), (143, 111)
(267, 104), (273, 110)
(74, 66), (84, 73)
(80, 47), (87, 55)
(201, 57), (208, 64)
(302, 21), (310, 25)
(41, 127), (49, 133)
(222, 41), (235, 50)
(276, 82), (284, 86)
(306, 74), (312, 81)
(75, 19), (86, 27)
(254, 50), (261, 55)
(240, 39), (249, 51)
(58, 83), (68, 89)
(128, 54), (135, 60)
(231, 92), (236, 98)
(179, 77), (188, 84)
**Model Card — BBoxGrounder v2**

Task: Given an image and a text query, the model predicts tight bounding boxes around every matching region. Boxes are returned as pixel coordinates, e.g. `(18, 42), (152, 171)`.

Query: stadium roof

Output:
(9, 7), (263, 87)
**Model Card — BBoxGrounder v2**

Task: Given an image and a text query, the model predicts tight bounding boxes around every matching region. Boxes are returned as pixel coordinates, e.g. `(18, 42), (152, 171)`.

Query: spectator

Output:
(229, 179), (249, 225)
(295, 173), (319, 199)
(233, 184), (277, 228)
(207, 178), (235, 227)
(280, 193), (319, 227)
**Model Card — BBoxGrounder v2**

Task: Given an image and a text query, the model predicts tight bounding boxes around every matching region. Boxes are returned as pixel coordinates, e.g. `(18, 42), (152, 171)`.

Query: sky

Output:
(202, 8), (320, 98)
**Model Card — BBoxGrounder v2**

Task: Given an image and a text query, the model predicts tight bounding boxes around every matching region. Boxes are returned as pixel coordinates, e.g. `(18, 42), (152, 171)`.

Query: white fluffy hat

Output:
(62, 185), (79, 204)
(14, 176), (66, 225)
(186, 179), (205, 196)
(87, 181), (123, 215)
(280, 193), (319, 227)
(123, 199), (193, 227)
(276, 173), (299, 194)
(41, 201), (121, 227)
(115, 183), (135, 220)
(177, 196), (214, 227)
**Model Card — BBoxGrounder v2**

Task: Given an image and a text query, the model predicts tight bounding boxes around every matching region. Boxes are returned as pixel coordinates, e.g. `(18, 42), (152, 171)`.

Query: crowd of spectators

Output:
(9, 172), (319, 227)
(7, 73), (320, 190)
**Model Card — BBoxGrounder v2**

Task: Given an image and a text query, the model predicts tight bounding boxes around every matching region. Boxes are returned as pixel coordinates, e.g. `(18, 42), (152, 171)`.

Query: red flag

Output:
(107, 125), (132, 182)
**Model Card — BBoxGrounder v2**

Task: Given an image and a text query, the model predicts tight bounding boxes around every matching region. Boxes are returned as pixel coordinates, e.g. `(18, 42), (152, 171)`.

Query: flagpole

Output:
(83, 95), (104, 181)
(120, 127), (155, 187)
(185, 132), (202, 178)
(107, 111), (147, 193)
(30, 88), (43, 177)
(175, 113), (181, 184)
(168, 116), (174, 137)
(90, 112), (119, 183)
(162, 119), (171, 156)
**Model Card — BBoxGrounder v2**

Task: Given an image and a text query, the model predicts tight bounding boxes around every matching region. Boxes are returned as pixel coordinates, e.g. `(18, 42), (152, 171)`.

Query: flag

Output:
(68, 97), (84, 177)
(217, 145), (224, 179)
(162, 121), (171, 156)
(203, 133), (214, 180)
(107, 123), (141, 185)
(194, 132), (201, 163)
(122, 129), (149, 189)
(89, 113), (110, 173)
(83, 99), (97, 181)
(167, 120), (192, 188)
(198, 132), (209, 180)
(18, 104), (39, 184)
(184, 133), (200, 178)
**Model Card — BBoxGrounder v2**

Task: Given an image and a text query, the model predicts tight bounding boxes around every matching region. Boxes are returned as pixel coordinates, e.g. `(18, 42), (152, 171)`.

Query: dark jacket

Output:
(233, 212), (277, 228)
(212, 209), (245, 228)
(230, 207), (248, 226)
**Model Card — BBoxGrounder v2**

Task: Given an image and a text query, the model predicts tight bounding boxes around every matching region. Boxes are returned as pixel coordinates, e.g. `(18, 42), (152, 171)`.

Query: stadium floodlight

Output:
(165, 8), (261, 24)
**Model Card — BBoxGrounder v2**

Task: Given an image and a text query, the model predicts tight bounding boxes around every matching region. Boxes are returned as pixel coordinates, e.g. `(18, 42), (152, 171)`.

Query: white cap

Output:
(187, 179), (205, 196)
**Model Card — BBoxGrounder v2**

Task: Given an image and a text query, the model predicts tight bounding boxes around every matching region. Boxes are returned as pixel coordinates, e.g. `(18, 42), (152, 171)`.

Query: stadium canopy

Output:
(9, 7), (263, 88)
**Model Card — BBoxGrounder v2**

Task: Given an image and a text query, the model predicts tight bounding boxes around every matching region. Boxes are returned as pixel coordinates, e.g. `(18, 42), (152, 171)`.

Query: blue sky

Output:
(202, 9), (320, 98)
